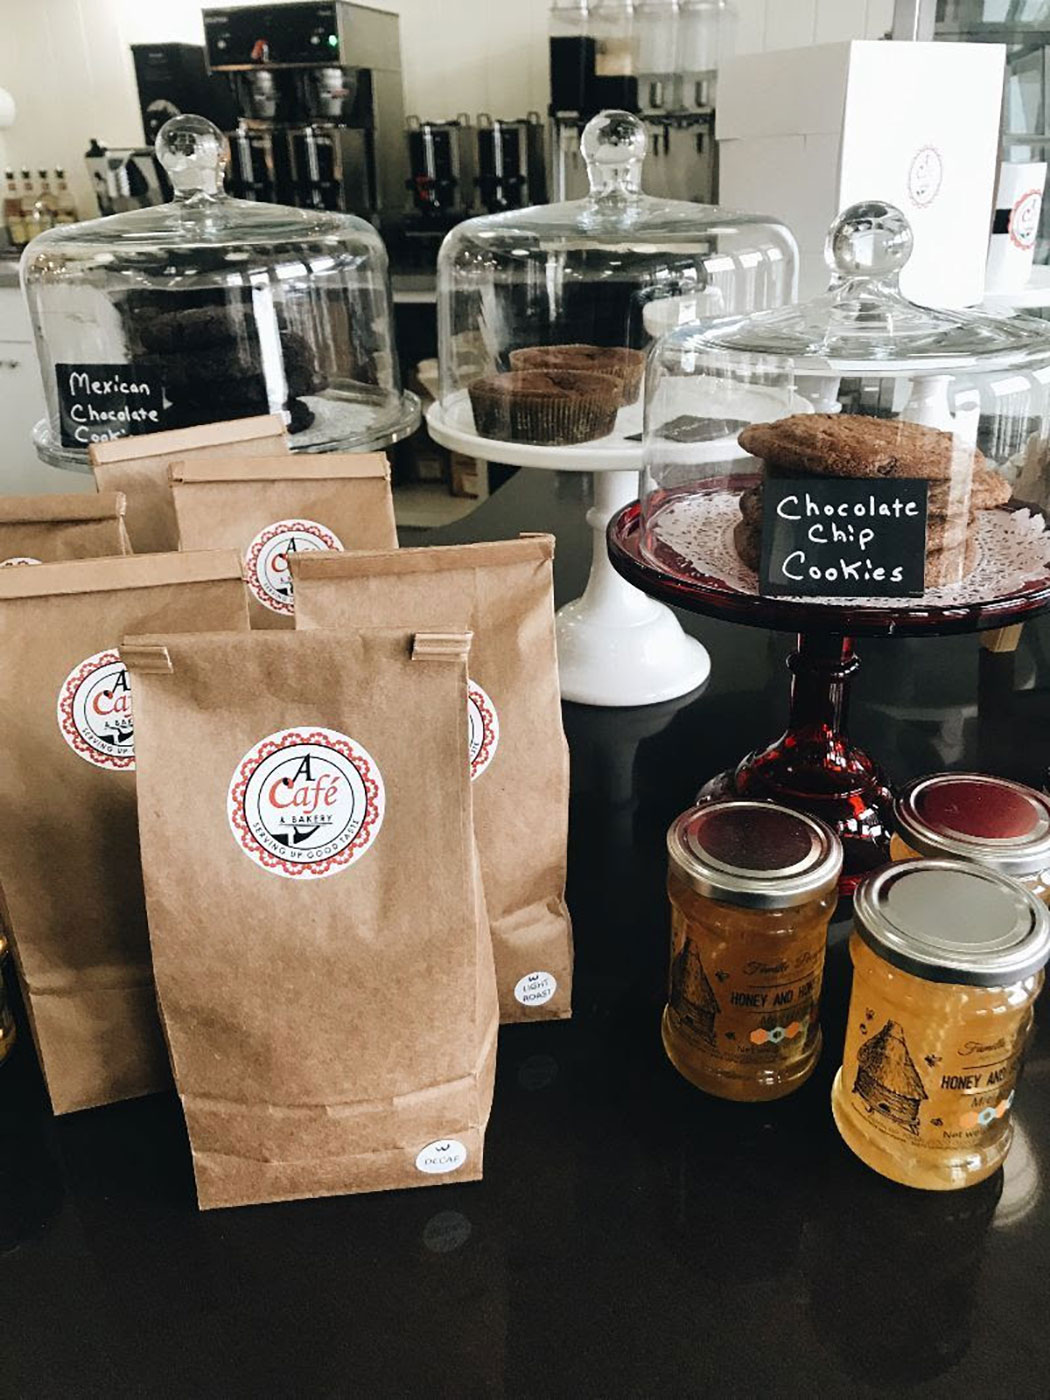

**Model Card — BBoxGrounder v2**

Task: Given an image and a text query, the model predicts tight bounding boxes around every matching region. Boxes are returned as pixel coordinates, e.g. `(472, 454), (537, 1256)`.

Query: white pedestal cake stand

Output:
(426, 391), (710, 707)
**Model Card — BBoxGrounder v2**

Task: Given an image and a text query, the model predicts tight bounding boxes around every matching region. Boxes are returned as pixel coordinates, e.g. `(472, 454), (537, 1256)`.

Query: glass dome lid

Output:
(639, 200), (1050, 602)
(433, 109), (797, 464)
(21, 115), (418, 469)
(691, 201), (1050, 373)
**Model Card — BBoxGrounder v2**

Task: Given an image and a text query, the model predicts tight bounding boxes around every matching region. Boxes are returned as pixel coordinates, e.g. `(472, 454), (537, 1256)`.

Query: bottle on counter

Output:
(663, 799), (843, 1101)
(832, 859), (1050, 1190)
(2, 168), (26, 249)
(33, 169), (56, 233)
(891, 772), (1050, 903)
(19, 168), (43, 241)
(53, 168), (77, 224)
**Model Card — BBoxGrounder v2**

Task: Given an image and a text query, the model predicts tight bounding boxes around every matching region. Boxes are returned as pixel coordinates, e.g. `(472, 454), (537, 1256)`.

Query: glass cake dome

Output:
(21, 115), (419, 471)
(434, 109), (796, 462)
(641, 201), (1050, 596)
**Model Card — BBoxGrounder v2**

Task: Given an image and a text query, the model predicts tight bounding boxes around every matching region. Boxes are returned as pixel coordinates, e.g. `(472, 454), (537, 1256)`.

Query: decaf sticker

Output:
(415, 1139), (468, 1175)
(56, 362), (165, 449)
(467, 679), (499, 781)
(759, 477), (929, 598)
(0, 557), (41, 567)
(227, 726), (384, 879)
(57, 649), (135, 770)
(244, 520), (344, 616)
(513, 971), (557, 1008)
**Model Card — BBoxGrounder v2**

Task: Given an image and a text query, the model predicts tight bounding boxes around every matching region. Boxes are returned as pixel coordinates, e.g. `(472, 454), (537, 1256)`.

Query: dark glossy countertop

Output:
(5, 469), (1050, 1399)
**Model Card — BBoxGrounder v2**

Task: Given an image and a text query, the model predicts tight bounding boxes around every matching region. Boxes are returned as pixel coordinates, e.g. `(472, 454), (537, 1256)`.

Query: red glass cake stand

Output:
(608, 497), (1050, 895)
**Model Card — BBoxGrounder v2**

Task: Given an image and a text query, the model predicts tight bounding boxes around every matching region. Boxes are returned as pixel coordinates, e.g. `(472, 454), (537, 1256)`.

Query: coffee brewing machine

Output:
(547, 0), (731, 203)
(84, 140), (170, 216)
(203, 1), (405, 220)
(476, 112), (547, 212)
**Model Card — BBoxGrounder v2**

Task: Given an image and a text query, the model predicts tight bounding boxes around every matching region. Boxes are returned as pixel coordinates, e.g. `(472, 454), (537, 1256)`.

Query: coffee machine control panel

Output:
(205, 4), (345, 68)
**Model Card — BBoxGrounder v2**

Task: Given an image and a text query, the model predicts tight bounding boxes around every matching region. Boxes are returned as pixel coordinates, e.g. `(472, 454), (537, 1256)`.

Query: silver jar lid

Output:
(895, 773), (1050, 879)
(853, 859), (1050, 986)
(667, 800), (842, 910)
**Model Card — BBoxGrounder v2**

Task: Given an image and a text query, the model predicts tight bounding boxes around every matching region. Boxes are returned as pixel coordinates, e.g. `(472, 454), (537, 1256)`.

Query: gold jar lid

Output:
(853, 859), (1050, 985)
(667, 799), (842, 910)
(895, 773), (1050, 879)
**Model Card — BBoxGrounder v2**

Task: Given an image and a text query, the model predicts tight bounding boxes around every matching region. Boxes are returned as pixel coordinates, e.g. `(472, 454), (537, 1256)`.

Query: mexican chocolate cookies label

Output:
(245, 520), (344, 616)
(467, 679), (499, 781)
(227, 726), (384, 879)
(57, 648), (135, 770)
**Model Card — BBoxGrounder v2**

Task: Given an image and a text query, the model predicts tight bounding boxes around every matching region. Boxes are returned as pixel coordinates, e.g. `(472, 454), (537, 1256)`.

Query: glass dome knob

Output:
(155, 114), (228, 198)
(825, 200), (914, 281)
(581, 109), (647, 197)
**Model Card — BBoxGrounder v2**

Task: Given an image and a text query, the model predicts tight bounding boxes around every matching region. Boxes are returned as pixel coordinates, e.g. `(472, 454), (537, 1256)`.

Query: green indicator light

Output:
(328, 33), (338, 47)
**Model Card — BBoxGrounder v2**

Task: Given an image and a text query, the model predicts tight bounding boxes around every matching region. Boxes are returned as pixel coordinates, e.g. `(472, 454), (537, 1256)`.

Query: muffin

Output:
(509, 344), (645, 406)
(468, 370), (621, 445)
(734, 413), (1008, 590)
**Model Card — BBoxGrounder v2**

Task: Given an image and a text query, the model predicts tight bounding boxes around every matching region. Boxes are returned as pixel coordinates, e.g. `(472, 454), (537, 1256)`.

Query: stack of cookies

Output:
(733, 414), (1011, 589)
(123, 295), (327, 434)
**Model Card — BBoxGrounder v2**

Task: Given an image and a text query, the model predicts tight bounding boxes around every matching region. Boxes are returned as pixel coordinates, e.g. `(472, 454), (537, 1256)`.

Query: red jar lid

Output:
(895, 773), (1050, 879)
(668, 799), (842, 910)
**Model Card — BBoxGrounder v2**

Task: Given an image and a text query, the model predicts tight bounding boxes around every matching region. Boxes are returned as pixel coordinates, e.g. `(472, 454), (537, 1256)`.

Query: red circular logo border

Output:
(467, 680), (499, 781)
(56, 648), (135, 772)
(244, 519), (343, 615)
(228, 727), (384, 878)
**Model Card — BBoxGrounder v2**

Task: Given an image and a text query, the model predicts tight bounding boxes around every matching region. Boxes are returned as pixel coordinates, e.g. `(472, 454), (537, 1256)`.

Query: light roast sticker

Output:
(0, 557), (41, 567)
(415, 1139), (468, 1175)
(57, 648), (135, 770)
(245, 519), (344, 616)
(227, 726), (384, 879)
(467, 679), (499, 781)
(513, 971), (558, 1008)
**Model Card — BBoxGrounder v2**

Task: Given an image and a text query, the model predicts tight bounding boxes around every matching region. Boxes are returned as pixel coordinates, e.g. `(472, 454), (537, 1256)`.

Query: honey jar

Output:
(663, 800), (842, 1101)
(832, 860), (1050, 1190)
(891, 772), (1050, 902)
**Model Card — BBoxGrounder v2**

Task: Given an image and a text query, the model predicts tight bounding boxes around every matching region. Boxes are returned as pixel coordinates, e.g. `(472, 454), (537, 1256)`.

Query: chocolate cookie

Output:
(138, 305), (256, 354)
(973, 465), (1011, 509)
(739, 414), (987, 483)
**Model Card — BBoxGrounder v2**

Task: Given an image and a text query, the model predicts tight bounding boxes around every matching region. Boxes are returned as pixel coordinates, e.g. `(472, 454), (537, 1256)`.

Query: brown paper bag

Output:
(292, 536), (573, 1023)
(0, 551), (250, 1114)
(89, 414), (287, 554)
(0, 492), (132, 564)
(170, 453), (398, 629)
(122, 627), (498, 1209)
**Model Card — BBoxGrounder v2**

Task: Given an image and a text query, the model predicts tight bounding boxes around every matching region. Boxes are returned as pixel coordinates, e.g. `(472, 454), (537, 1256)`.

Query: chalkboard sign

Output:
(57, 363), (165, 450)
(759, 477), (929, 598)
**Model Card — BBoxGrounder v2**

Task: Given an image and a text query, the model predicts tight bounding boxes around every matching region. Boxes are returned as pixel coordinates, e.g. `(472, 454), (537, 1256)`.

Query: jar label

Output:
(667, 908), (825, 1069)
(467, 680), (499, 780)
(415, 1139), (468, 1175)
(514, 971), (557, 1007)
(841, 994), (1030, 1151)
(245, 519), (344, 615)
(227, 726), (384, 879)
(57, 648), (135, 770)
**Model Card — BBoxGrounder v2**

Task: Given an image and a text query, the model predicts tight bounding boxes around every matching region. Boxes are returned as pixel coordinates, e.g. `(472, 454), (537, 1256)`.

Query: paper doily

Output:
(648, 490), (1050, 608)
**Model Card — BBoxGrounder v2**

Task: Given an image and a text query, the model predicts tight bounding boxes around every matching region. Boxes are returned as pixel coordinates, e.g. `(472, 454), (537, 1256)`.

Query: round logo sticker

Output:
(227, 726), (384, 879)
(244, 519), (344, 616)
(513, 971), (558, 1008)
(0, 556), (41, 567)
(467, 679), (499, 781)
(57, 648), (135, 770)
(1010, 188), (1042, 251)
(907, 145), (943, 208)
(415, 1139), (468, 1175)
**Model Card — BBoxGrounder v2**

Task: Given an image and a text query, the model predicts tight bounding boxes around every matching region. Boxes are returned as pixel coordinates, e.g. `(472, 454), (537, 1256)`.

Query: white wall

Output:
(0, 0), (895, 216)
